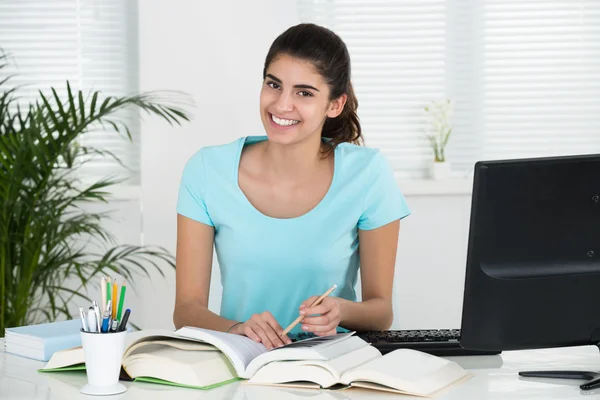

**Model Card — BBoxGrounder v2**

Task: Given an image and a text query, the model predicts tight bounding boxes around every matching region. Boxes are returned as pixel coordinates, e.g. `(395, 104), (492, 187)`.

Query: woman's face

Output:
(260, 54), (345, 147)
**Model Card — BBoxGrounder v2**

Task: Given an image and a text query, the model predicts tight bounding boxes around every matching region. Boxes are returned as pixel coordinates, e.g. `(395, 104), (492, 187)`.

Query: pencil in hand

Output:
(280, 284), (337, 337)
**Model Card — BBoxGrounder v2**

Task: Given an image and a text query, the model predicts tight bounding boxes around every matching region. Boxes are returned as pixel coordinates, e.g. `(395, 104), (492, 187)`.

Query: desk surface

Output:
(2, 339), (600, 399)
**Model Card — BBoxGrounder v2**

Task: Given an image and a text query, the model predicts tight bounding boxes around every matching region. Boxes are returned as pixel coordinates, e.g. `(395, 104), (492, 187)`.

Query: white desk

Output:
(2, 339), (600, 399)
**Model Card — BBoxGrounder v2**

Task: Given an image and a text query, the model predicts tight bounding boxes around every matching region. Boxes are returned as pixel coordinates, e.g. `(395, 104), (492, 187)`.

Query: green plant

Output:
(0, 52), (192, 335)
(424, 99), (453, 162)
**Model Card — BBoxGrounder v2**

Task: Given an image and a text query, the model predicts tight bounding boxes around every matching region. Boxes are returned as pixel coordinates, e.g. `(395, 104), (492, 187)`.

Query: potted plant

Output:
(424, 99), (453, 180)
(0, 52), (192, 335)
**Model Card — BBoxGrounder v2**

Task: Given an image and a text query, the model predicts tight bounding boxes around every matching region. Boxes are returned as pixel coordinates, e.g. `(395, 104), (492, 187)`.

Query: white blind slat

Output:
(299, 0), (600, 178)
(0, 0), (139, 184)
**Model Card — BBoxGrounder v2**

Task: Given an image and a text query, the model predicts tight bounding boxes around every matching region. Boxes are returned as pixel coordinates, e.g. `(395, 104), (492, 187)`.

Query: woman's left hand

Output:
(298, 296), (342, 336)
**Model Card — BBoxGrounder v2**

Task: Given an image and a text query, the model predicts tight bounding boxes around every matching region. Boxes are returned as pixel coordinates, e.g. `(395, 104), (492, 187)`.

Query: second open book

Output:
(42, 327), (470, 396)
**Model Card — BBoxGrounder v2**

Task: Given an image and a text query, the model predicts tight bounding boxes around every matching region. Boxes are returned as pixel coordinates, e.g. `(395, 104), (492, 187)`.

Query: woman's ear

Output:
(326, 94), (347, 118)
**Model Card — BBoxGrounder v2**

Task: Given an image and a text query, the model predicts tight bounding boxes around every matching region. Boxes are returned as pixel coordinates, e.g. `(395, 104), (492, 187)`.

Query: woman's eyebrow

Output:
(265, 74), (320, 92)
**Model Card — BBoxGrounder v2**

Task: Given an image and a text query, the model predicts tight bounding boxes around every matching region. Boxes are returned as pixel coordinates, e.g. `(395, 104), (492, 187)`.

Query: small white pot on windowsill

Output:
(429, 160), (451, 180)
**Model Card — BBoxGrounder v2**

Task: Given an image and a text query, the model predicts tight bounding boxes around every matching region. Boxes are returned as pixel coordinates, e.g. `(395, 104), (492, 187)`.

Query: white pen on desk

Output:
(79, 307), (88, 332)
(87, 307), (98, 333)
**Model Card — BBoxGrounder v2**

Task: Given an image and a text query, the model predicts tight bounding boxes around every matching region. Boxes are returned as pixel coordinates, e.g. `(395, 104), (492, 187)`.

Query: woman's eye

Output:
(267, 81), (280, 89)
(298, 91), (313, 97)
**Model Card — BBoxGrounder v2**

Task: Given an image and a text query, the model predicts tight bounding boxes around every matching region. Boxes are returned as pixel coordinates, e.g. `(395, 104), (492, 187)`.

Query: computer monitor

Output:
(459, 154), (600, 390)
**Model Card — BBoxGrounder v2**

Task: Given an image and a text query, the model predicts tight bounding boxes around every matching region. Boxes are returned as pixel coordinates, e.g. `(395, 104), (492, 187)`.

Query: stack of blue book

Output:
(4, 319), (82, 361)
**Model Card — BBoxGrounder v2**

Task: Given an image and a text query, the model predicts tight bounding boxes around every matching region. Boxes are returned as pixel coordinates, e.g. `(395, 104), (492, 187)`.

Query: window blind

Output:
(0, 0), (140, 183)
(298, 0), (600, 178)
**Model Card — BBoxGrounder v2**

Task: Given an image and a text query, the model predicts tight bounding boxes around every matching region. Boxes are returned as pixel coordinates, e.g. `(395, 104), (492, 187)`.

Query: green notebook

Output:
(133, 376), (241, 390)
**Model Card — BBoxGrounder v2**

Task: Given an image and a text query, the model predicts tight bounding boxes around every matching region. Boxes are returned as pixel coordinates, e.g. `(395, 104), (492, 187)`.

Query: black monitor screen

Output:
(460, 154), (600, 351)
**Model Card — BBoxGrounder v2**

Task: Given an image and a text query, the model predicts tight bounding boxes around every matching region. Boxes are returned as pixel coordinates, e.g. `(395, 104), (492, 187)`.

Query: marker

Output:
(118, 309), (131, 332)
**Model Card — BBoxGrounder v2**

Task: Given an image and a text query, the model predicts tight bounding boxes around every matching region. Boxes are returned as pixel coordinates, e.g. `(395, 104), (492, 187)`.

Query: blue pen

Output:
(101, 300), (112, 333)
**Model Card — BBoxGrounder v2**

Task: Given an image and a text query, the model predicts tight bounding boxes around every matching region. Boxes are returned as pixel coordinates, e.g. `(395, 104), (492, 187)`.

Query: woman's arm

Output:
(339, 219), (399, 331)
(173, 214), (237, 331)
(174, 214), (292, 347)
(299, 219), (399, 334)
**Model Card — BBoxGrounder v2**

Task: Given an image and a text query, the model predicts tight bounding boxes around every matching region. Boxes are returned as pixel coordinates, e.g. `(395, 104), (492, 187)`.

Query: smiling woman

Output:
(173, 23), (410, 350)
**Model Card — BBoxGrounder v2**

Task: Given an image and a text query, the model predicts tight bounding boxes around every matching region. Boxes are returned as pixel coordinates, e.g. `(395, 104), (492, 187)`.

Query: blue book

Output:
(4, 319), (82, 361)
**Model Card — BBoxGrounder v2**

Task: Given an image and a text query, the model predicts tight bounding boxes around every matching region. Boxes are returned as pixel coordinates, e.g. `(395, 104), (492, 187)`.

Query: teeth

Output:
(271, 114), (299, 127)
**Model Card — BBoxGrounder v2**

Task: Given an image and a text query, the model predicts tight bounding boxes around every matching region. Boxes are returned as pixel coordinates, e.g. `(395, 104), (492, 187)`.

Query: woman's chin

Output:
(265, 126), (301, 143)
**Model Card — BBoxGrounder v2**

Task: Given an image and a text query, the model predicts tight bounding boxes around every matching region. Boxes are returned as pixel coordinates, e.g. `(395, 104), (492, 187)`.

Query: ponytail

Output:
(322, 81), (362, 148)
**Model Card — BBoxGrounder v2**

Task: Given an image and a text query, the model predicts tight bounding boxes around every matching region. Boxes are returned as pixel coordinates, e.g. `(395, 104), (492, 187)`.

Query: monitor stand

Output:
(518, 344), (600, 390)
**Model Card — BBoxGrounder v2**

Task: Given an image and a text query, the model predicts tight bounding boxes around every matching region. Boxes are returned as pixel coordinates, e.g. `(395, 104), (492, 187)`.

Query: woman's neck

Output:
(261, 136), (329, 183)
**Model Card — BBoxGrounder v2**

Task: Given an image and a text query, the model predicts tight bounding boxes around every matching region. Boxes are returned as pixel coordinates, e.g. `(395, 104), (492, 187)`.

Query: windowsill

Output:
(102, 180), (473, 201)
(396, 177), (473, 196)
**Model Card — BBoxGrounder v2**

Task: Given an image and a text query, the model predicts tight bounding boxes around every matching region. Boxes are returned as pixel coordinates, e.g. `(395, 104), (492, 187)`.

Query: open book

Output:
(248, 346), (472, 397)
(40, 327), (357, 389)
(41, 326), (470, 395)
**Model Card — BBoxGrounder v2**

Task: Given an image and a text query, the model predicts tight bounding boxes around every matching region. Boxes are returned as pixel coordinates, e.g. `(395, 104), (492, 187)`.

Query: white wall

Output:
(134, 0), (473, 331)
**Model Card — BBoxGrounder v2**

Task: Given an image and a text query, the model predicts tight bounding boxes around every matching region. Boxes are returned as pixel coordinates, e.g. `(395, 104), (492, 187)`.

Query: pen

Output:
(111, 318), (118, 332)
(281, 284), (338, 337)
(92, 300), (102, 332)
(118, 309), (131, 332)
(79, 307), (89, 332)
(87, 307), (98, 333)
(101, 300), (112, 333)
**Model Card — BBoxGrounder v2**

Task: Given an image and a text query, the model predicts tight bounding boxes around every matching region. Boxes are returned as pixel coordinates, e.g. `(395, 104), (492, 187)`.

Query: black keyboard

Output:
(356, 329), (501, 357)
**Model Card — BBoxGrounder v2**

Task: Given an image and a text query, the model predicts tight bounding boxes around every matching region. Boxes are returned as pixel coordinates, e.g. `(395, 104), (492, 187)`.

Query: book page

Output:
(248, 343), (380, 388)
(176, 326), (267, 376)
(42, 329), (199, 371)
(122, 344), (237, 387)
(125, 339), (215, 359)
(340, 349), (469, 397)
(245, 334), (364, 379)
(41, 346), (84, 370)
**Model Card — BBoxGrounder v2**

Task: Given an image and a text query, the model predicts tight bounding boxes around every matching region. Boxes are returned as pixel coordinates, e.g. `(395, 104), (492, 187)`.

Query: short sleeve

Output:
(358, 151), (410, 230)
(176, 149), (214, 226)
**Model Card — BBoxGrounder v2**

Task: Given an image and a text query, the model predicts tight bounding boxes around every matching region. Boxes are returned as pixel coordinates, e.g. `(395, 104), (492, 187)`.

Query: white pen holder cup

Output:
(80, 329), (128, 396)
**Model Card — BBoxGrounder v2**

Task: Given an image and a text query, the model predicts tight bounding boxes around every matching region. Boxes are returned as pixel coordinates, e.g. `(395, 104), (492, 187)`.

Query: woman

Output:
(174, 23), (410, 350)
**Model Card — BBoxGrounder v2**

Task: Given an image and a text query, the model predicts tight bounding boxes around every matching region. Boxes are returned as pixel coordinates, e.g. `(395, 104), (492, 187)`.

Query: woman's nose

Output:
(275, 92), (293, 113)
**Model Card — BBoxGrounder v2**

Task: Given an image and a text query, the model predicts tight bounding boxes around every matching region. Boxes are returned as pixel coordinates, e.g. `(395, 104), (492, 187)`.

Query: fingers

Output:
(299, 296), (318, 309)
(301, 314), (330, 326)
(300, 297), (341, 335)
(300, 303), (329, 316)
(301, 296), (338, 317)
(244, 312), (291, 349)
(302, 314), (337, 333)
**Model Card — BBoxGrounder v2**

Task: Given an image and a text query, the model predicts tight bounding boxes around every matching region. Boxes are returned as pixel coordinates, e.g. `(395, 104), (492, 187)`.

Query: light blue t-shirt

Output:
(177, 136), (410, 334)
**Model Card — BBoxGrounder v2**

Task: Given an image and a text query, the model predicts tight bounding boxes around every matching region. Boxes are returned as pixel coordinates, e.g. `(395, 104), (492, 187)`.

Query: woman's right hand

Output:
(229, 312), (292, 349)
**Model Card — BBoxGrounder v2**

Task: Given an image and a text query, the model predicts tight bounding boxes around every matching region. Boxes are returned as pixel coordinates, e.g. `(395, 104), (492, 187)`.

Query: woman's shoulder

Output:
(188, 137), (244, 160)
(183, 137), (246, 171)
(335, 142), (387, 168)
